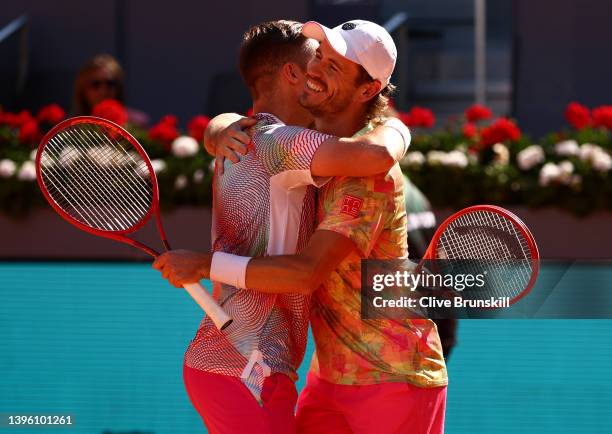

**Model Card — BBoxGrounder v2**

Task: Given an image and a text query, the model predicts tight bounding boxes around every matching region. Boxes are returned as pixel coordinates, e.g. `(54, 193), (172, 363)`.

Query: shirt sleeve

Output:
(380, 117), (411, 158)
(317, 175), (391, 257)
(252, 124), (332, 187)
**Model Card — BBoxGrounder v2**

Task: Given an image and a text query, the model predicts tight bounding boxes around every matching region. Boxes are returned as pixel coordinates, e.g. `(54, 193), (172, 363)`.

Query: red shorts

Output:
(296, 373), (447, 434)
(183, 364), (298, 434)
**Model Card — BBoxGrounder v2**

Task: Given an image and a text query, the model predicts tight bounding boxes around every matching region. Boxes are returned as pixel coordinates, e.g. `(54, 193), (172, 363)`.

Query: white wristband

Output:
(210, 251), (251, 289)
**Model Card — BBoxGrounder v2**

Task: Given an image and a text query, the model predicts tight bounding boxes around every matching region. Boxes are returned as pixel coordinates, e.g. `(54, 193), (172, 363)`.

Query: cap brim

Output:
(302, 21), (348, 57)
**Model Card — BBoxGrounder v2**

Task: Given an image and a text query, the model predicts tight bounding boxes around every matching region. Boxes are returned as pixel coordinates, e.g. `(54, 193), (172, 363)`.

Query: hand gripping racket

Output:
(418, 205), (540, 305)
(35, 116), (232, 330)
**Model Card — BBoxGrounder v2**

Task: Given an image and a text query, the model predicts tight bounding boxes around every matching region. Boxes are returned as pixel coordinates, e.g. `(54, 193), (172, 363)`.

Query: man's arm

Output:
(311, 118), (410, 177)
(208, 113), (410, 178)
(152, 230), (355, 294)
(242, 230), (354, 294)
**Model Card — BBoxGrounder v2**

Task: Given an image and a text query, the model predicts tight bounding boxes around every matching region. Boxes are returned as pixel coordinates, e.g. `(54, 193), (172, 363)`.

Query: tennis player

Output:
(157, 20), (447, 434)
(154, 20), (410, 434)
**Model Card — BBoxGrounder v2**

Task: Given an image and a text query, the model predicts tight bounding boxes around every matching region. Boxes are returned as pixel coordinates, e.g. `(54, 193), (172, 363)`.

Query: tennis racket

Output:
(418, 205), (539, 305)
(35, 116), (233, 330)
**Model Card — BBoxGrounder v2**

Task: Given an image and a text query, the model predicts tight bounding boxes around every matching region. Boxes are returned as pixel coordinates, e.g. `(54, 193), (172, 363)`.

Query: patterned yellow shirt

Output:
(309, 125), (448, 388)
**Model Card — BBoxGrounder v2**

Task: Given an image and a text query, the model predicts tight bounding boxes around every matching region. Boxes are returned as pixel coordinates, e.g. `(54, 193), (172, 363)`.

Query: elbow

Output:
(380, 149), (396, 171)
(369, 147), (395, 173)
(203, 141), (214, 157)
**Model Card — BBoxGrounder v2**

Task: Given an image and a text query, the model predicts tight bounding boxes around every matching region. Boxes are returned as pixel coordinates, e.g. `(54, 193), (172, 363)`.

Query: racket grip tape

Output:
(182, 282), (233, 330)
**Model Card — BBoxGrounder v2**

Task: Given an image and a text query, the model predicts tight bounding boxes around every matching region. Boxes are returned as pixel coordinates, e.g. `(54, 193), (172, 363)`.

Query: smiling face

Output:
(299, 39), (366, 116)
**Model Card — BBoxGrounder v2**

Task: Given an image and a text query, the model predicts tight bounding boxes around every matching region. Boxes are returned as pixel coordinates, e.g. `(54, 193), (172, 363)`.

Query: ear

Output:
(357, 79), (382, 103)
(281, 63), (302, 85)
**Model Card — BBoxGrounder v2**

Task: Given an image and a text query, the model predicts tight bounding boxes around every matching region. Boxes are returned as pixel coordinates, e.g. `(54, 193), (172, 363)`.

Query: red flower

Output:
(187, 115), (210, 142)
(148, 115), (179, 148)
(564, 102), (591, 129)
(480, 118), (521, 147)
(92, 99), (128, 126)
(397, 112), (411, 127)
(0, 110), (34, 128)
(592, 106), (612, 129)
(463, 123), (477, 139)
(399, 106), (435, 128)
(465, 104), (492, 123)
(19, 120), (41, 144)
(37, 104), (65, 125)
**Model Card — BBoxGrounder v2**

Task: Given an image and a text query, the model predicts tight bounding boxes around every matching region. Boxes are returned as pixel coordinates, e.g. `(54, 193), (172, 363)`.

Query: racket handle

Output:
(182, 282), (233, 330)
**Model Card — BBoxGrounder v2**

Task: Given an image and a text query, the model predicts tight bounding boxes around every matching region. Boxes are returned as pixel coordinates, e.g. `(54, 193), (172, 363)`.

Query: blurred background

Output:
(1, 0), (611, 133)
(1, 1), (612, 433)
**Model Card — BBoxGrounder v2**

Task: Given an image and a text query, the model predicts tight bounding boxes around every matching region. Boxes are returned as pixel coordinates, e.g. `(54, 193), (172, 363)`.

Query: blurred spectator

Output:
(72, 54), (149, 127)
(388, 97), (459, 360)
(402, 174), (458, 360)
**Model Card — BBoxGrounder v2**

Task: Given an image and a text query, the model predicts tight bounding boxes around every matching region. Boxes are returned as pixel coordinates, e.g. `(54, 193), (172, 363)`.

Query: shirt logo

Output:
(341, 194), (363, 218)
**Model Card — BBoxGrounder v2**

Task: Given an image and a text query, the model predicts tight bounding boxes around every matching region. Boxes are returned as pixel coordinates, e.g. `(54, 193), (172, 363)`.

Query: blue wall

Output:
(1, 262), (612, 433)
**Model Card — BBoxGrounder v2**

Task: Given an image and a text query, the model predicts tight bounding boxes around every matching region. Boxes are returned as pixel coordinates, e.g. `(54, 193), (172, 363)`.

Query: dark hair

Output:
(355, 66), (396, 124)
(239, 20), (310, 98)
(72, 54), (124, 115)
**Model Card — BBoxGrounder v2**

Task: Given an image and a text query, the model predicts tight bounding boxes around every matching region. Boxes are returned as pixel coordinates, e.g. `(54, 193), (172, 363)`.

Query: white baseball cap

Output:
(302, 19), (397, 86)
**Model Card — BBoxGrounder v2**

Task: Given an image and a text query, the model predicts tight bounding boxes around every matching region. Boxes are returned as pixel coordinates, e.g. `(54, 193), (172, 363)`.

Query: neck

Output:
(253, 96), (312, 128)
(314, 105), (368, 136)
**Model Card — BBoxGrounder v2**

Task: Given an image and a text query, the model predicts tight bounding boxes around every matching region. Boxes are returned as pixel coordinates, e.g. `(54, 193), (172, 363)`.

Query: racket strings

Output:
(39, 123), (154, 232)
(46, 137), (141, 229)
(61, 128), (151, 212)
(59, 124), (153, 224)
(435, 210), (534, 299)
(44, 136), (141, 230)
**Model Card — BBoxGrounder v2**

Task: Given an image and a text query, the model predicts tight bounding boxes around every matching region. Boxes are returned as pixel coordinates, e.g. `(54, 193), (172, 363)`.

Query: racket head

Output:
(35, 116), (162, 255)
(423, 205), (540, 305)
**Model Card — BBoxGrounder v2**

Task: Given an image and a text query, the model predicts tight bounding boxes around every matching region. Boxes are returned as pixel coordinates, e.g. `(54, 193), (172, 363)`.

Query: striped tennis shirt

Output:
(184, 113), (331, 402)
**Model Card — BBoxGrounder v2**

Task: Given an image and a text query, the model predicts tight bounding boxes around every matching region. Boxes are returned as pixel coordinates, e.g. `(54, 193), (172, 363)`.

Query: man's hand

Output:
(152, 250), (212, 288)
(213, 117), (256, 174)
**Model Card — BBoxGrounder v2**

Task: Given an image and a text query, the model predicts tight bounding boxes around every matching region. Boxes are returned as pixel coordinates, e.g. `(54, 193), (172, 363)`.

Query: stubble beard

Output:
(298, 89), (354, 119)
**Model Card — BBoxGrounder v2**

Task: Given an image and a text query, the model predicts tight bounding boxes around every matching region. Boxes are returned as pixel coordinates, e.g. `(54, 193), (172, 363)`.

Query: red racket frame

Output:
(421, 205), (540, 305)
(35, 116), (169, 257)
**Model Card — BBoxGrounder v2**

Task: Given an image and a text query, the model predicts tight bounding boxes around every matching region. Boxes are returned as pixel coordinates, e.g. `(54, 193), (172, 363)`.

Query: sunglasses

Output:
(89, 79), (118, 89)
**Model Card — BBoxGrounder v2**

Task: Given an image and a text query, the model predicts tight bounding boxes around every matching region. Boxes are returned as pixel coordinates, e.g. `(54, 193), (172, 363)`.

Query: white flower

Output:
(427, 151), (446, 165)
(402, 151), (425, 167)
(426, 150), (468, 168)
(592, 149), (612, 172)
(171, 136), (199, 158)
(539, 163), (561, 187)
(0, 159), (17, 178)
(558, 160), (574, 174)
(554, 140), (580, 157)
(444, 150), (469, 168)
(150, 159), (167, 174)
(193, 169), (205, 184)
(579, 143), (599, 161)
(578, 143), (612, 172)
(59, 146), (81, 166)
(557, 160), (574, 184)
(39, 153), (54, 169)
(29, 149), (38, 160)
(17, 161), (37, 181)
(517, 145), (545, 170)
(174, 174), (188, 190)
(87, 145), (124, 167)
(492, 143), (510, 166)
